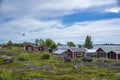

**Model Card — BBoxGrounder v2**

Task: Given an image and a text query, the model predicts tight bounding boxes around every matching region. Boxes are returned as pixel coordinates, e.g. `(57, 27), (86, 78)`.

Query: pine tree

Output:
(84, 35), (93, 49)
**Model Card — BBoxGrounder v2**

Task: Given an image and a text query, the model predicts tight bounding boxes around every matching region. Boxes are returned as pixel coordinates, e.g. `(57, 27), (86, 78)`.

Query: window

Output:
(77, 53), (81, 56)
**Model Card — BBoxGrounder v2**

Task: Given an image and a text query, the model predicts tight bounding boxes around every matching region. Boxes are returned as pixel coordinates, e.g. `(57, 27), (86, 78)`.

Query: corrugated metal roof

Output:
(100, 46), (120, 53)
(93, 45), (120, 49)
(101, 47), (112, 53)
(70, 47), (87, 52)
(53, 50), (66, 55)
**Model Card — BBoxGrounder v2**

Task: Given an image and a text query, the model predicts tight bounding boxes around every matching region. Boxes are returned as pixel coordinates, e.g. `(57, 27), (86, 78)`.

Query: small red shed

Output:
(96, 48), (106, 58)
(38, 46), (48, 51)
(66, 48), (86, 59)
(25, 44), (36, 52)
(108, 51), (120, 60)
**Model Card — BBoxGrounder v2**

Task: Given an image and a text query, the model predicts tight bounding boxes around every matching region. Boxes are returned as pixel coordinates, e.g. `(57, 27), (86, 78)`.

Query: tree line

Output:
(2, 35), (93, 49)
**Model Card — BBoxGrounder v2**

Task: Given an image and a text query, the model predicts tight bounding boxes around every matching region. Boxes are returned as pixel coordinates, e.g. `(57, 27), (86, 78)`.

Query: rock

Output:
(73, 62), (84, 69)
(97, 57), (104, 62)
(48, 70), (55, 73)
(117, 72), (120, 75)
(91, 78), (96, 80)
(64, 57), (71, 62)
(101, 78), (107, 80)
(82, 57), (92, 62)
(0, 77), (3, 80)
(2, 58), (14, 64)
(40, 65), (50, 71)
(27, 78), (47, 80)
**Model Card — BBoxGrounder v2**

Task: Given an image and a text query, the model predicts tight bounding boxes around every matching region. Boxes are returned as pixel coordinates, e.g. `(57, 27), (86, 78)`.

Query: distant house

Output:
(25, 44), (36, 52)
(96, 48), (107, 58)
(96, 46), (120, 60)
(86, 49), (97, 57)
(66, 47), (87, 59)
(49, 49), (53, 53)
(53, 45), (69, 56)
(1, 45), (7, 48)
(38, 46), (45, 52)
(25, 44), (54, 53)
(108, 51), (120, 60)
(53, 46), (87, 59)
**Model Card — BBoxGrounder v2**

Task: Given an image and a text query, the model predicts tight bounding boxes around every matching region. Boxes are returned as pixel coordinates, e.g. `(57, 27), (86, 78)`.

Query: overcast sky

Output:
(0, 0), (120, 44)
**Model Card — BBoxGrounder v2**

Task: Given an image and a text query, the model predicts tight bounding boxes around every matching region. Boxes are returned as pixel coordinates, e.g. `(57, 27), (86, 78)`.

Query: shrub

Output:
(41, 53), (50, 59)
(0, 56), (6, 64)
(0, 70), (12, 80)
(17, 53), (29, 61)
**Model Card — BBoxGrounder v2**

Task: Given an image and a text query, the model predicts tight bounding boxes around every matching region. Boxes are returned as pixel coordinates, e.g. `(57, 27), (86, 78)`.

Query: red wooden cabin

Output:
(66, 48), (86, 59)
(108, 51), (120, 60)
(25, 44), (36, 52)
(96, 48), (106, 58)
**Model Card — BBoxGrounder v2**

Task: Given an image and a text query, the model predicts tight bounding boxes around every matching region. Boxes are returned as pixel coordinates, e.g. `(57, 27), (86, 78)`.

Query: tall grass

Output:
(17, 53), (29, 61)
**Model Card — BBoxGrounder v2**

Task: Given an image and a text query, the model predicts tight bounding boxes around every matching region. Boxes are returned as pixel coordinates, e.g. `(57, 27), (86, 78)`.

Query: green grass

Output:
(0, 47), (24, 54)
(0, 47), (120, 80)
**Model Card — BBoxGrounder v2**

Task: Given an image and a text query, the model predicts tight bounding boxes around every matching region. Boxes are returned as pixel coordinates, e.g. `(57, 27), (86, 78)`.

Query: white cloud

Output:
(0, 0), (120, 44)
(105, 7), (120, 13)
(0, 18), (120, 44)
(1, 0), (116, 19)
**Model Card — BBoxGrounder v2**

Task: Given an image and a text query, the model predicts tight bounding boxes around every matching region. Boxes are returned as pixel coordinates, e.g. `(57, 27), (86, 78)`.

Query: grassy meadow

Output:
(0, 47), (120, 80)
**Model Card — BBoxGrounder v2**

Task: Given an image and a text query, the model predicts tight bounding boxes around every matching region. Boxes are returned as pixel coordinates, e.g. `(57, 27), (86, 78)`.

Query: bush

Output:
(17, 53), (29, 61)
(41, 54), (50, 59)
(0, 56), (6, 64)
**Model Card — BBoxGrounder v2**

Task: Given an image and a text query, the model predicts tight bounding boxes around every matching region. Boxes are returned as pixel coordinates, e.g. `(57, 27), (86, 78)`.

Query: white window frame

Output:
(77, 52), (82, 56)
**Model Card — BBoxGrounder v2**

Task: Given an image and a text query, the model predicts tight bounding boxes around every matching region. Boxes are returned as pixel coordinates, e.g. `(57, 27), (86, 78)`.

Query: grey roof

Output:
(113, 51), (120, 54)
(100, 46), (120, 53)
(57, 45), (70, 50)
(26, 44), (36, 47)
(70, 47), (87, 52)
(94, 45), (120, 49)
(53, 50), (66, 55)
(100, 47), (112, 53)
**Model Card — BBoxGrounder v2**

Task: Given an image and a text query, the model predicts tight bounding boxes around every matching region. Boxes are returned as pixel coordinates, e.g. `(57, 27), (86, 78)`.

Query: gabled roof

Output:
(100, 46), (120, 53)
(100, 47), (112, 53)
(26, 44), (36, 47)
(53, 50), (66, 55)
(70, 47), (87, 52)
(110, 50), (120, 54)
(114, 51), (120, 54)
